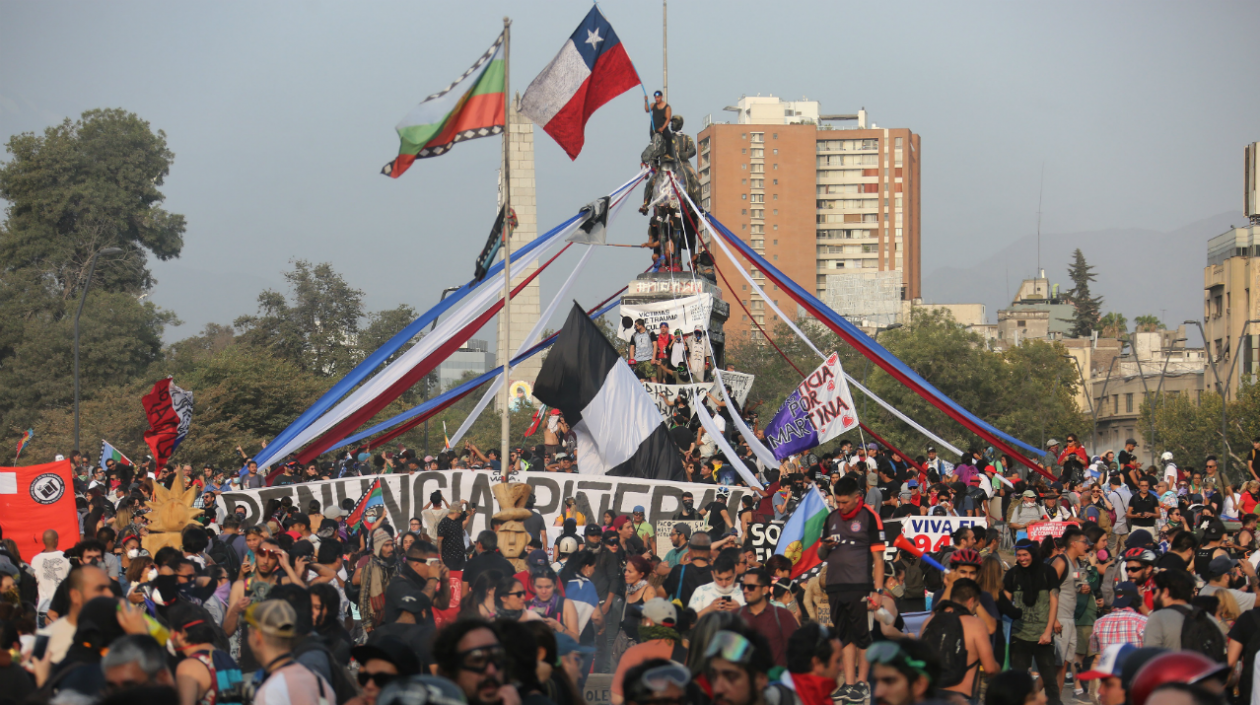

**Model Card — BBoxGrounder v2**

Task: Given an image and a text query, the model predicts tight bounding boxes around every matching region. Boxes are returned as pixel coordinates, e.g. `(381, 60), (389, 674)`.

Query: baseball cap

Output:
(1021, 490), (1037, 498)
(641, 597), (678, 627)
(633, 505), (646, 514)
(354, 635), (422, 676)
(555, 452), (569, 461)
(866, 472), (878, 487)
(1046, 439), (1060, 447)
(245, 600), (298, 638)
(584, 524), (603, 537)
(866, 443), (878, 450)
(1078, 643), (1137, 681)
(672, 523), (693, 539)
(322, 505), (343, 520)
(557, 536), (581, 555)
(1050, 482), (1064, 493)
(526, 549), (550, 570)
(1112, 581), (1139, 609)
(906, 479), (919, 488)
(926, 445), (936, 452)
(1207, 555), (1239, 578)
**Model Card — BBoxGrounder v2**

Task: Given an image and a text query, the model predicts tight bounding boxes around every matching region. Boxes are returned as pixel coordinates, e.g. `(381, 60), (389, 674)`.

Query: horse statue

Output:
(640, 115), (702, 270)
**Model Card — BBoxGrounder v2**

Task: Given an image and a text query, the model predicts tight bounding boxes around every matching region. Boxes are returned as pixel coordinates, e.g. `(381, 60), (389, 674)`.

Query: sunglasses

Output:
(740, 583), (763, 591)
(458, 646), (506, 674)
(1124, 564), (1146, 573)
(502, 590), (527, 599)
(704, 630), (753, 665)
(357, 671), (398, 688)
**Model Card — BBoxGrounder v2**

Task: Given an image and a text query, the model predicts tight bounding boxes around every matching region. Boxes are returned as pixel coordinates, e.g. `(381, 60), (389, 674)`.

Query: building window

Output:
(1125, 393), (1134, 413)
(751, 132), (764, 143)
(742, 148), (747, 155)
(773, 255), (778, 261)
(750, 194), (764, 203)
(773, 209), (778, 215)
(741, 224), (746, 230)
(1017, 320), (1026, 328)
(773, 179), (778, 185)
(1113, 395), (1120, 414)
(741, 133), (747, 139)
(773, 133), (778, 139)
(742, 284), (747, 290)
(751, 164), (764, 173)
(742, 194), (747, 200)
(742, 178), (747, 184)
(773, 224), (778, 230)
(751, 149), (764, 158)
(741, 209), (747, 215)
(773, 163), (779, 170)
(741, 164), (747, 170)
(773, 149), (778, 155)
(773, 194), (778, 200)
(773, 239), (778, 245)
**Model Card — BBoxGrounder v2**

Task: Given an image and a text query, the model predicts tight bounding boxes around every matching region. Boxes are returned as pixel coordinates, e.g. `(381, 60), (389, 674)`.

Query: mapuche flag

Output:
(98, 440), (134, 470)
(773, 486), (829, 579)
(382, 32), (506, 178)
(142, 378), (194, 468)
(519, 7), (641, 160)
(346, 478), (385, 533)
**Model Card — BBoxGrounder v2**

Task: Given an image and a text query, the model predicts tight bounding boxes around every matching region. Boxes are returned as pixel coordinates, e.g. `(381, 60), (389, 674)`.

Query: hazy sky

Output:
(3, 1), (1257, 343)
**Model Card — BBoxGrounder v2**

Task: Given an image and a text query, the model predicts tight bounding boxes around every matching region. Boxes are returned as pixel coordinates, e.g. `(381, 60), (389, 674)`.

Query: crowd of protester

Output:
(0, 436), (1257, 705)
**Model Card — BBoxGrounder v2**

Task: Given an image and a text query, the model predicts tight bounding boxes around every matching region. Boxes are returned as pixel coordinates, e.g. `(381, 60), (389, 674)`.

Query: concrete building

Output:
(697, 96), (920, 342)
(438, 338), (496, 392)
(498, 97), (541, 403)
(1202, 222), (1259, 401)
(996, 273), (1076, 345)
(1086, 330), (1206, 463)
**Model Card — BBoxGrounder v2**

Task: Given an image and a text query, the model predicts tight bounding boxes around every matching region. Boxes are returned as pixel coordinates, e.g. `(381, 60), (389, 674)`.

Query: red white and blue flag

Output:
(520, 7), (641, 160)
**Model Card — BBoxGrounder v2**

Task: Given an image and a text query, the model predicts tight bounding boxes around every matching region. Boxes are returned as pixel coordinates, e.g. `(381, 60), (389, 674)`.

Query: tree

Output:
(1066, 249), (1103, 338)
(1140, 381), (1260, 485)
(1099, 312), (1128, 339)
(234, 260), (365, 377)
(1133, 315), (1164, 332)
(0, 108), (185, 299)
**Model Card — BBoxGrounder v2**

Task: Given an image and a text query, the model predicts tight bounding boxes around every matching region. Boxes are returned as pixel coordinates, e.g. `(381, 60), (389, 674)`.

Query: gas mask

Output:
(888, 582), (905, 598)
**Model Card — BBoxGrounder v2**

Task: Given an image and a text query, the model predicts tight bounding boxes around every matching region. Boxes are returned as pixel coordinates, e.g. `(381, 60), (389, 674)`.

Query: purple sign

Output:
(764, 389), (819, 460)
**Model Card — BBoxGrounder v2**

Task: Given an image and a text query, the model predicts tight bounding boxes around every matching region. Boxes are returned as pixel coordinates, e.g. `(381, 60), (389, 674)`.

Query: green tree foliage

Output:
(1139, 381), (1260, 484)
(1133, 315), (1164, 332)
(1099, 312), (1128, 339)
(725, 308), (1086, 463)
(0, 108), (185, 299)
(234, 260), (365, 377)
(1066, 249), (1103, 338)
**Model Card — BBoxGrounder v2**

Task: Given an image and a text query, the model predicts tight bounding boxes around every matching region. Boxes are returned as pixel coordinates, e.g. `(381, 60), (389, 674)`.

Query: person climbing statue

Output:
(645, 90), (676, 161)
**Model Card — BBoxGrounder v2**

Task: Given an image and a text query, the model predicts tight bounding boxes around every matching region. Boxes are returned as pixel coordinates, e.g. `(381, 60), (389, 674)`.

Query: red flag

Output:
(142, 378), (194, 467)
(524, 405), (549, 437)
(0, 459), (80, 564)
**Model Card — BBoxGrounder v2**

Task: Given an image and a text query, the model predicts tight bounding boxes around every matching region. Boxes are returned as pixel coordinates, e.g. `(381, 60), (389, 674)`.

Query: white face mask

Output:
(714, 581), (737, 596)
(127, 549), (140, 559)
(146, 568), (158, 582)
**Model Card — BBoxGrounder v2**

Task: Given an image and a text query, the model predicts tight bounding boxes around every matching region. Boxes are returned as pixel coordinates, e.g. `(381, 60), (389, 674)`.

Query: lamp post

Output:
(1216, 319), (1260, 480)
(1134, 337), (1187, 459)
(73, 247), (123, 452)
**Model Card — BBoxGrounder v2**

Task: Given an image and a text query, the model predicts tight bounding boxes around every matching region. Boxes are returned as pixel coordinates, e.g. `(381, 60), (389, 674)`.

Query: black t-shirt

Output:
(705, 501), (729, 535)
(893, 504), (919, 518)
(877, 480), (900, 519)
(663, 561), (713, 605)
(1128, 492), (1159, 527)
(1118, 450), (1136, 467)
(437, 515), (467, 570)
(1228, 608), (1260, 696)
(462, 549), (516, 590)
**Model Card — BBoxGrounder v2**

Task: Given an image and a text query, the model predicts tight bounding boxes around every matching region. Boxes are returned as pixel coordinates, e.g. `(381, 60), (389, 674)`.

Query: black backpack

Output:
(919, 600), (974, 689)
(1170, 605), (1226, 662)
(208, 533), (244, 582)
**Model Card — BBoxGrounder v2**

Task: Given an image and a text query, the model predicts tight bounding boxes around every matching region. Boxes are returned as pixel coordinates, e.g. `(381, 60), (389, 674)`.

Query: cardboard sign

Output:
(1028, 520), (1079, 542)
(763, 353), (858, 460)
(747, 520), (786, 563)
(583, 674), (613, 705)
(883, 516), (989, 560)
(222, 471), (751, 541)
(616, 294), (714, 341)
(655, 519), (705, 557)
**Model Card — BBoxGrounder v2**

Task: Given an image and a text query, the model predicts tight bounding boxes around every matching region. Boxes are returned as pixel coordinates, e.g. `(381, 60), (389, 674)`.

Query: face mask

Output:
(714, 581), (736, 596)
(146, 568), (158, 582)
(127, 549), (140, 559)
(683, 500), (694, 508)
(888, 583), (905, 598)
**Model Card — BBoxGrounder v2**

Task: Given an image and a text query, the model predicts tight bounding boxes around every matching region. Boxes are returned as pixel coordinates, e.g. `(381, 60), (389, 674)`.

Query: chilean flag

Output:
(520, 7), (641, 160)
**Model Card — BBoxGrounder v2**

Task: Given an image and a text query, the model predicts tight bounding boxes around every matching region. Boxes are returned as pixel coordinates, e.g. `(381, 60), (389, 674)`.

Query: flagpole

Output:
(499, 16), (513, 476)
(662, 0), (668, 102)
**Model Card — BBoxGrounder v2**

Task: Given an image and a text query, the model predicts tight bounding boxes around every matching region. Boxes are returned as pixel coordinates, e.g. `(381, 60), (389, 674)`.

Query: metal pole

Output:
(1150, 338), (1187, 462)
(1186, 319), (1225, 477)
(1093, 356), (1120, 457)
(499, 17), (513, 475)
(662, 0), (668, 102)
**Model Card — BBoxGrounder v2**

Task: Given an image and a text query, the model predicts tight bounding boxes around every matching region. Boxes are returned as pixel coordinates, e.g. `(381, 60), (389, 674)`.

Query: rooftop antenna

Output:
(1036, 162), (1045, 278)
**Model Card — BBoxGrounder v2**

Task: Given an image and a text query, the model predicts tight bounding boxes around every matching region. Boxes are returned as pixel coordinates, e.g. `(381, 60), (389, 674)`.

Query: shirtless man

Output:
(918, 577), (999, 702)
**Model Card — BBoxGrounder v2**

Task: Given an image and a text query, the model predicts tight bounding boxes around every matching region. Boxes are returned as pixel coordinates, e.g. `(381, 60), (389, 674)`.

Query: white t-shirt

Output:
(30, 551), (69, 613)
(688, 582), (745, 613)
(1163, 462), (1179, 486)
(254, 663), (332, 705)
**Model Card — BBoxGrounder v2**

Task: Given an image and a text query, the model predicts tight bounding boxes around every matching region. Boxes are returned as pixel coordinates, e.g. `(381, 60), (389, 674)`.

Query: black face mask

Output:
(683, 500), (693, 508)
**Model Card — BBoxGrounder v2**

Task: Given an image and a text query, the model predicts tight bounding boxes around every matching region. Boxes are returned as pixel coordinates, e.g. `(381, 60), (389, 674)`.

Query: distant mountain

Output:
(921, 212), (1244, 331)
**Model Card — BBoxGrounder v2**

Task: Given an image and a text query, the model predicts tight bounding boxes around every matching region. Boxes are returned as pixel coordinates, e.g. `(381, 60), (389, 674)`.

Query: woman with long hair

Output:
(685, 611), (741, 677)
(558, 552), (601, 639)
(601, 510), (617, 531)
(397, 531), (418, 568)
(527, 569), (579, 639)
(125, 556), (155, 604)
(494, 576), (541, 622)
(460, 570), (504, 620)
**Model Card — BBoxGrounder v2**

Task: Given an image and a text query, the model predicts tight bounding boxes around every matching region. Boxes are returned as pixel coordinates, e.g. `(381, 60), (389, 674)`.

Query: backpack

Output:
(209, 533), (244, 582)
(919, 600), (975, 689)
(293, 636), (359, 705)
(1171, 605), (1226, 662)
(922, 548), (953, 593)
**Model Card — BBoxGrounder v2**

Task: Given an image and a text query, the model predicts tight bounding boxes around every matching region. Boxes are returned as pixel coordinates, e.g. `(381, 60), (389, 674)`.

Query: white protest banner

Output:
(881, 516), (988, 560)
(655, 519), (705, 557)
(1028, 520), (1079, 542)
(221, 471), (752, 542)
(616, 294), (713, 342)
(642, 371), (755, 420)
(763, 353), (858, 459)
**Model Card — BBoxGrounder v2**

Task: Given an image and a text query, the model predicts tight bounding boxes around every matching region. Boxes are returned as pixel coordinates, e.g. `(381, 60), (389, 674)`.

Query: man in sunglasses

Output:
(704, 625), (775, 705)
(736, 568), (798, 667)
(350, 635), (422, 705)
(385, 539), (450, 627)
(435, 619), (514, 705)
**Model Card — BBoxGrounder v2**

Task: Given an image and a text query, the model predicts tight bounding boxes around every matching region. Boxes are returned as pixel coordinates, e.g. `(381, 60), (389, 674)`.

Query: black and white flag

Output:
(533, 303), (686, 481)
(569, 196), (610, 245)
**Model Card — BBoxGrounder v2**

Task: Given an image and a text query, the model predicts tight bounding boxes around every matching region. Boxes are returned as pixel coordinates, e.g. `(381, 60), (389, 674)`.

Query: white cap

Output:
(55, 454), (65, 462)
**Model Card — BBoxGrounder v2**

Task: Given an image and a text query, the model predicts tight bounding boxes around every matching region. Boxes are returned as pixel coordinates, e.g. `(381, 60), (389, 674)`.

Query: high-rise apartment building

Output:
(696, 95), (920, 341)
